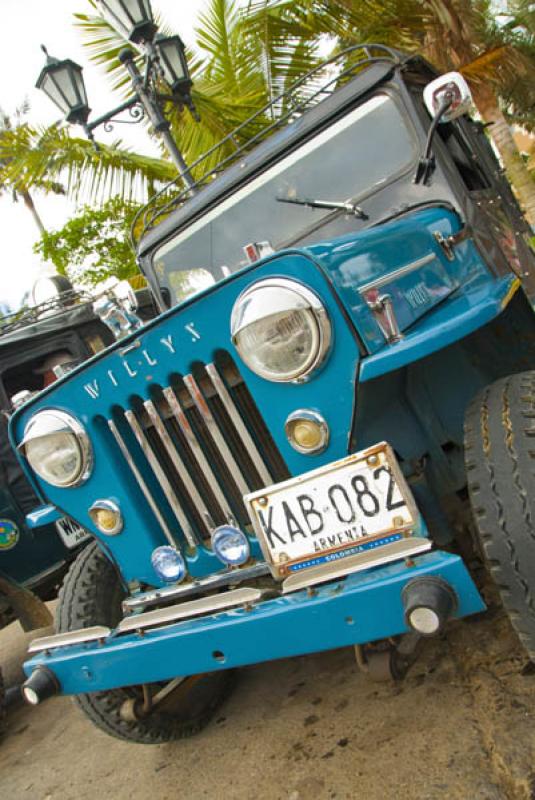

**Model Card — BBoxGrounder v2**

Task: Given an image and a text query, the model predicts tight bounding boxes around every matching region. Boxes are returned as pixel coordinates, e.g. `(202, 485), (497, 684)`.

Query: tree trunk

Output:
(471, 83), (535, 227)
(21, 189), (45, 235)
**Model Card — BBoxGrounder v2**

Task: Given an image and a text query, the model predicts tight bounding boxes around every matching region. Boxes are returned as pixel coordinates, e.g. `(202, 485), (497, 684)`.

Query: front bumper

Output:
(24, 550), (484, 696)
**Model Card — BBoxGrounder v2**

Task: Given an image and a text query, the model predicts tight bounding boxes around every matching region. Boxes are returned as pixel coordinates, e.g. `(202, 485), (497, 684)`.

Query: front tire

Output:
(464, 371), (535, 659)
(56, 541), (234, 743)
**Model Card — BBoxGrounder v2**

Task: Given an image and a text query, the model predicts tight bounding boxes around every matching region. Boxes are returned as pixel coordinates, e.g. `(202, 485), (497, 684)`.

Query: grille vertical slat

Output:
(124, 409), (199, 547)
(162, 386), (234, 521)
(183, 374), (251, 497)
(144, 400), (215, 533)
(206, 363), (273, 486)
(108, 419), (176, 547)
(107, 359), (288, 547)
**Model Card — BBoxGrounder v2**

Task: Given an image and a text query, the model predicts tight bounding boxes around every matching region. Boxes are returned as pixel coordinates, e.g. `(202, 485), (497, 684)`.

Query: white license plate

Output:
(55, 517), (90, 549)
(245, 443), (418, 578)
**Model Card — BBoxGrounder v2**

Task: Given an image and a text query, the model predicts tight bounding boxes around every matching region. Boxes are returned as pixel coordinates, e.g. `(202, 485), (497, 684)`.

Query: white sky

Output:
(0, 0), (209, 309)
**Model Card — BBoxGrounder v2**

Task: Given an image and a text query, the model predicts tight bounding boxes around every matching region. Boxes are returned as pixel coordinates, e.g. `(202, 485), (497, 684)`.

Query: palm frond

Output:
(0, 121), (176, 203)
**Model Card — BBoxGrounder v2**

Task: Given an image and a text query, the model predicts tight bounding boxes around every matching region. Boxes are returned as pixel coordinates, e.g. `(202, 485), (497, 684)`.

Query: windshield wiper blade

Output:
(277, 195), (368, 220)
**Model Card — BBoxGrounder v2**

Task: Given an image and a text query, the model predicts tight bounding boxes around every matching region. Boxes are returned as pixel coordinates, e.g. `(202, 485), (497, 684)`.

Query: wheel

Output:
(464, 371), (535, 659)
(56, 541), (235, 744)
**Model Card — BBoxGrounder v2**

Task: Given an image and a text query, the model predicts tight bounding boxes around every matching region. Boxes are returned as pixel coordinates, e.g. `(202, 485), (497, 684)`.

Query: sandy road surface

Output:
(1, 593), (535, 800)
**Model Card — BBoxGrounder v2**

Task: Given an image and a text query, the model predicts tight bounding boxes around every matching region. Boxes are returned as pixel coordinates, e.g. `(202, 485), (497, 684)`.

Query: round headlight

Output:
(20, 410), (92, 488)
(212, 525), (250, 566)
(231, 279), (331, 382)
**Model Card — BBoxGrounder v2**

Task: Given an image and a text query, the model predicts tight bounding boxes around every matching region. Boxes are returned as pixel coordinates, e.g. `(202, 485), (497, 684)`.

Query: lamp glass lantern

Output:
(96, 0), (157, 44)
(154, 34), (192, 95)
(35, 51), (90, 125)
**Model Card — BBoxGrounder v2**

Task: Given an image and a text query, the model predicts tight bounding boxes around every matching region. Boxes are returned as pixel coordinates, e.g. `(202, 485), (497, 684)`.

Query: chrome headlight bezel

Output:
(230, 278), (332, 383)
(19, 409), (92, 488)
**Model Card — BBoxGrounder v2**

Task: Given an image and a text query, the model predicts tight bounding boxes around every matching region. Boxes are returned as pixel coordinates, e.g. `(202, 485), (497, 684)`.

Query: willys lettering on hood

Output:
(83, 334), (178, 399)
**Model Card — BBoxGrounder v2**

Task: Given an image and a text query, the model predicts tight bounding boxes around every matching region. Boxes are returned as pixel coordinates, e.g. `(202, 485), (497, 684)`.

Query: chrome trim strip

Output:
(123, 562), (271, 612)
(206, 363), (273, 485)
(358, 253), (437, 294)
(28, 626), (111, 654)
(117, 587), (264, 633)
(144, 399), (214, 532)
(162, 386), (235, 521)
(183, 374), (251, 497)
(124, 410), (198, 548)
(108, 419), (176, 547)
(282, 538), (432, 594)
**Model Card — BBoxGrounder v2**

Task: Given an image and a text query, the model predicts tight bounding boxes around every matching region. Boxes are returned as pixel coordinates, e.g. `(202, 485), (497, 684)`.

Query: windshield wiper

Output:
(277, 196), (368, 220)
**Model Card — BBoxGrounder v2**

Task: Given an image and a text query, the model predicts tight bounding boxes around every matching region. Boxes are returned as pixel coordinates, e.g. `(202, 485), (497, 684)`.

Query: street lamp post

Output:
(35, 0), (197, 191)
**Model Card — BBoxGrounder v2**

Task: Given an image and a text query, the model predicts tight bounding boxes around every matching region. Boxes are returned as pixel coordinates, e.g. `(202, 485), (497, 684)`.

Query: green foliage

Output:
(34, 198), (142, 286)
(245, 0), (535, 130)
(0, 121), (176, 205)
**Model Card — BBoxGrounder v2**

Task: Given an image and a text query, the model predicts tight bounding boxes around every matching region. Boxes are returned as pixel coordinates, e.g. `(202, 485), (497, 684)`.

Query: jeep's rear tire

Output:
(464, 371), (535, 659)
(56, 541), (234, 743)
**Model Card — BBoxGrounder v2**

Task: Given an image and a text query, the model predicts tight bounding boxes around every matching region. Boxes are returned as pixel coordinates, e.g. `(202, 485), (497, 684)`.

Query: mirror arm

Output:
(414, 96), (454, 186)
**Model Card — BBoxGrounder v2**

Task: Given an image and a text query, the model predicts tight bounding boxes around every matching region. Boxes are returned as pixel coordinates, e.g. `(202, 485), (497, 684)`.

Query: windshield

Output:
(153, 93), (417, 305)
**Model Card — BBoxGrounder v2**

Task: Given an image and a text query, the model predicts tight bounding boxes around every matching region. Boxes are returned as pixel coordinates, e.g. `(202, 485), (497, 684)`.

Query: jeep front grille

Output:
(107, 357), (288, 548)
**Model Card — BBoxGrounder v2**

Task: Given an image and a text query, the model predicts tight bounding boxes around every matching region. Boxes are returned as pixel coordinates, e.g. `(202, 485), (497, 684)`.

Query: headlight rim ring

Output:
(21, 409), (93, 489)
(231, 277), (332, 384)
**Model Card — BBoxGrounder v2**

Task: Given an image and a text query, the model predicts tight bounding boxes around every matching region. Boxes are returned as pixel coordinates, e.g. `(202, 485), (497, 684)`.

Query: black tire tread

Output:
(464, 371), (535, 659)
(56, 541), (234, 744)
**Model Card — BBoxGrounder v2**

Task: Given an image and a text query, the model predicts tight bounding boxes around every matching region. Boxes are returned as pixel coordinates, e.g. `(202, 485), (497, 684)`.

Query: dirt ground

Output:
(2, 592), (535, 800)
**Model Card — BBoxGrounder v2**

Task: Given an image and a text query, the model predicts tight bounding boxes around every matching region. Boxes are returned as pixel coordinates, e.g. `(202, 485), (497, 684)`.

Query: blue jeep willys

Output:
(14, 46), (535, 743)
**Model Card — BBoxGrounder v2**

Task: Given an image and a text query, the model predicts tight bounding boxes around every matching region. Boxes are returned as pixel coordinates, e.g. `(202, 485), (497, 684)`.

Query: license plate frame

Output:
(55, 517), (90, 550)
(245, 442), (419, 579)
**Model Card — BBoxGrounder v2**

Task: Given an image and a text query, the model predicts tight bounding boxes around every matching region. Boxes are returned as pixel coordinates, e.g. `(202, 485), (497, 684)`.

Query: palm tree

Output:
(0, 103), (56, 234)
(244, 0), (535, 224)
(0, 114), (177, 228)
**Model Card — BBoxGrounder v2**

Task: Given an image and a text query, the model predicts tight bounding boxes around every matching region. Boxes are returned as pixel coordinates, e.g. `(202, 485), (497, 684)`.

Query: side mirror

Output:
(423, 72), (473, 123)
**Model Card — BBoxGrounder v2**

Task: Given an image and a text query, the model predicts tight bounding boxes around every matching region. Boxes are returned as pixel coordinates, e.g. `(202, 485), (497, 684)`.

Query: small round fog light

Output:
(285, 410), (329, 454)
(89, 500), (123, 535)
(151, 546), (186, 583)
(212, 525), (250, 566)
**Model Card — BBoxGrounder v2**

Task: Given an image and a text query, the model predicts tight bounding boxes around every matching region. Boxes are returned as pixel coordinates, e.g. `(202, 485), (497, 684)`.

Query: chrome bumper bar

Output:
(122, 561), (270, 613)
(28, 587), (264, 654)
